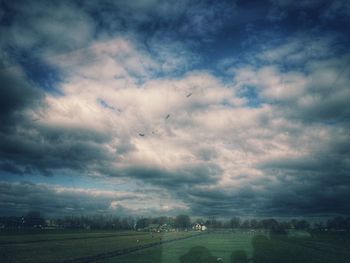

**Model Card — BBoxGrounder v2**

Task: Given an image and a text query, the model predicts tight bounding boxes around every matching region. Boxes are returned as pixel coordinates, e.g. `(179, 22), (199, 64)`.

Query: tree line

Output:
(1, 211), (350, 232)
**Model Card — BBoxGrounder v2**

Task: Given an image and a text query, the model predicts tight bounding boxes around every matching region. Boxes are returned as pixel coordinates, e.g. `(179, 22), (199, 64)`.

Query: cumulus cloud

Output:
(0, 0), (349, 218)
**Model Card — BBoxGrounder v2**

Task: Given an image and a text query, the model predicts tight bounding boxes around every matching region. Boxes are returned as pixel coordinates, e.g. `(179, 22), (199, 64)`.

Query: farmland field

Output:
(1, 230), (350, 263)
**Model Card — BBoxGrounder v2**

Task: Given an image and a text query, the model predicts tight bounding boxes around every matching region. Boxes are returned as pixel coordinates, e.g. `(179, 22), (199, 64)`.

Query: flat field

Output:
(1, 230), (349, 263)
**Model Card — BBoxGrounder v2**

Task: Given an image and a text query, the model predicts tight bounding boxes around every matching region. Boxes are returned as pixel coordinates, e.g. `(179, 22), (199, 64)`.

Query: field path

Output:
(0, 232), (143, 245)
(53, 233), (204, 263)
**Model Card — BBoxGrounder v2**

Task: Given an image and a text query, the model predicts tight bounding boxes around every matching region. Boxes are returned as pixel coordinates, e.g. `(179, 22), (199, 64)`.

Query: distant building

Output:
(147, 224), (160, 232)
(193, 223), (207, 231)
(43, 219), (59, 230)
(193, 223), (201, 230)
(145, 223), (173, 232)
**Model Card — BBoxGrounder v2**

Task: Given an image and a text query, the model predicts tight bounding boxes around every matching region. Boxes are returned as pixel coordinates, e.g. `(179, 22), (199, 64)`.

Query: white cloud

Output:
(37, 33), (348, 213)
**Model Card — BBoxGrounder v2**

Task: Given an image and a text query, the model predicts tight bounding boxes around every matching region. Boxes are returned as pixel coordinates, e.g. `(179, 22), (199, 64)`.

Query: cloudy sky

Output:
(0, 0), (349, 218)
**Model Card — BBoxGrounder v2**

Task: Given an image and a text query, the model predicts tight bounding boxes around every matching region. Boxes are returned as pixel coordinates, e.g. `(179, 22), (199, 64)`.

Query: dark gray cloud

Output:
(185, 170), (350, 217)
(0, 68), (43, 124)
(0, 0), (94, 55)
(186, 186), (264, 217)
(267, 0), (348, 22)
(96, 162), (222, 190)
(253, 130), (350, 216)
(0, 67), (114, 176)
(0, 181), (143, 217)
(0, 129), (112, 175)
(0, 180), (190, 217)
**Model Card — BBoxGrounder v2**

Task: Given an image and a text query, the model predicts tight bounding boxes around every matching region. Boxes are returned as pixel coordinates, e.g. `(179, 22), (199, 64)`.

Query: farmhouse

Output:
(192, 223), (207, 231)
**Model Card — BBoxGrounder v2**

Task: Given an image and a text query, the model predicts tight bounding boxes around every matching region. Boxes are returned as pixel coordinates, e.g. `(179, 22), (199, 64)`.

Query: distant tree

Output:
(290, 219), (298, 229)
(223, 220), (230, 229)
(213, 220), (223, 229)
(195, 218), (205, 224)
(241, 219), (250, 229)
(175, 215), (191, 229)
(91, 215), (106, 229)
(261, 219), (278, 229)
(271, 223), (288, 236)
(120, 217), (134, 230)
(159, 216), (168, 225)
(327, 216), (348, 230)
(136, 218), (151, 229)
(205, 217), (214, 228)
(152, 216), (168, 225)
(167, 217), (175, 228)
(24, 211), (45, 228)
(250, 219), (259, 229)
(279, 221), (290, 230)
(112, 217), (122, 229)
(295, 219), (310, 230)
(346, 217), (350, 231)
(230, 217), (241, 229)
(313, 222), (324, 231)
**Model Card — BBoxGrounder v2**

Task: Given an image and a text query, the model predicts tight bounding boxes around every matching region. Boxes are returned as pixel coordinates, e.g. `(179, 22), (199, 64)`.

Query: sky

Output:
(0, 0), (349, 218)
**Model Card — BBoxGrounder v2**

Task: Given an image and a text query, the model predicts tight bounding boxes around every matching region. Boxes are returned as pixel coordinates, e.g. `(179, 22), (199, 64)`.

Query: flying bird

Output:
(139, 133), (145, 137)
(186, 92), (192, 98)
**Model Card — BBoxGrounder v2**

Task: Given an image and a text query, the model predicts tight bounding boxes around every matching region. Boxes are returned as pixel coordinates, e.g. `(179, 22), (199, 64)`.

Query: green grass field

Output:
(1, 230), (349, 263)
(103, 232), (254, 263)
(0, 230), (196, 262)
